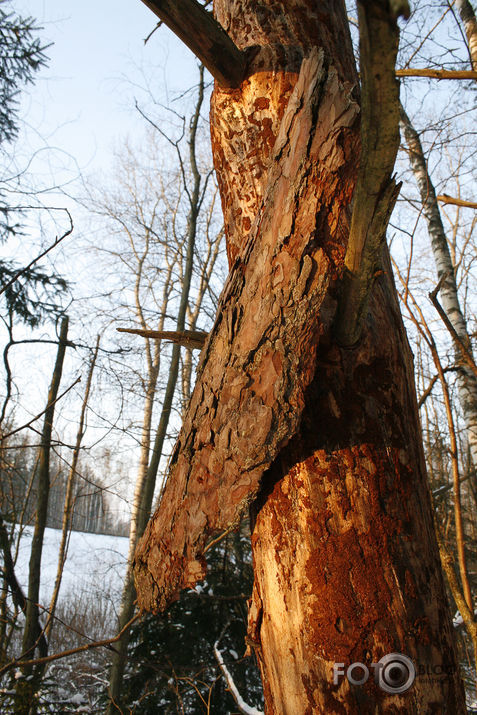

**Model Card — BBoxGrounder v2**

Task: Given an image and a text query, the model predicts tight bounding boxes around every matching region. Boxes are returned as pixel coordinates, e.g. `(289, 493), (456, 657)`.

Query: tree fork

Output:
(134, 0), (465, 711)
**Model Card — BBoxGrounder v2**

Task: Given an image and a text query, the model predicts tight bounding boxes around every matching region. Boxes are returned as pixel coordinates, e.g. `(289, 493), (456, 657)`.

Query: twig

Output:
(429, 276), (477, 378)
(0, 211), (73, 298)
(203, 526), (236, 555)
(214, 622), (263, 715)
(0, 613), (141, 678)
(0, 377), (81, 441)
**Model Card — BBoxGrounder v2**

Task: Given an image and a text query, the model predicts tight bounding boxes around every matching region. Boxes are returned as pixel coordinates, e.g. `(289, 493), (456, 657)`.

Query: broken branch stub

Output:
(139, 0), (246, 88)
(117, 327), (208, 350)
(133, 49), (360, 613)
(335, 0), (406, 346)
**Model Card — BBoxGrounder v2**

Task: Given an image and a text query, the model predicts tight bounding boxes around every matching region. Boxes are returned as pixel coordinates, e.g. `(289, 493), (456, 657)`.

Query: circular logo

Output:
(377, 653), (416, 694)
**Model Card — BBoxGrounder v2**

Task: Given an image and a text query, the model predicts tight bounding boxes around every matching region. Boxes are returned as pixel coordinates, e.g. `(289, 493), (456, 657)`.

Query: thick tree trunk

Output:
(134, 1), (465, 711)
(400, 107), (477, 481)
(248, 253), (464, 712)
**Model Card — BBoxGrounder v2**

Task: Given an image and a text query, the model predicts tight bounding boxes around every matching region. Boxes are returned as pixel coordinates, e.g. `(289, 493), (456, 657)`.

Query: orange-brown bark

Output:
(248, 255), (465, 711)
(134, 1), (465, 711)
(135, 48), (360, 611)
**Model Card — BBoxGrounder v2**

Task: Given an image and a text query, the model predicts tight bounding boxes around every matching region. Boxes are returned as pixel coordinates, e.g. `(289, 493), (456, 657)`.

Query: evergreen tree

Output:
(0, 1), (66, 325)
(120, 522), (263, 713)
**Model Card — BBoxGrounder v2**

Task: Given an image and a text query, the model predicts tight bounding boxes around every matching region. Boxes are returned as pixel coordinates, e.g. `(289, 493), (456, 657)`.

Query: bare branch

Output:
(117, 326), (207, 350)
(437, 194), (477, 209)
(214, 625), (264, 715)
(0, 377), (81, 441)
(0, 614), (140, 678)
(396, 67), (477, 79)
(429, 276), (477, 379)
(0, 210), (73, 298)
(139, 0), (246, 87)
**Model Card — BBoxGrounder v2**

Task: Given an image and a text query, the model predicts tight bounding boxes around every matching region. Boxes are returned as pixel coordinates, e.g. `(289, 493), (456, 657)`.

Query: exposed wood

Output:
(437, 194), (477, 209)
(135, 0), (466, 711)
(139, 0), (246, 87)
(396, 67), (477, 79)
(335, 0), (407, 346)
(117, 327), (207, 350)
(210, 0), (358, 265)
(135, 47), (360, 612)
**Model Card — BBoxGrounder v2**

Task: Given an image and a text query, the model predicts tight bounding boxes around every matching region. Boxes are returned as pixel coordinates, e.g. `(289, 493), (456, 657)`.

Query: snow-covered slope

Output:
(13, 526), (129, 608)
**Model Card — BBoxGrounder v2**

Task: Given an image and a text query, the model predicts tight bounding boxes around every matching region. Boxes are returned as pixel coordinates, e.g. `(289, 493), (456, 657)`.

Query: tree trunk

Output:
(16, 316), (69, 714)
(400, 107), (477, 482)
(134, 1), (465, 711)
(45, 336), (100, 640)
(107, 68), (207, 712)
(456, 0), (477, 69)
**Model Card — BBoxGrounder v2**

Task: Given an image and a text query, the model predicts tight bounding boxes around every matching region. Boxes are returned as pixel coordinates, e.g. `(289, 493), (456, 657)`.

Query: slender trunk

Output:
(400, 107), (477, 482)
(45, 336), (100, 640)
(107, 69), (206, 713)
(16, 316), (69, 714)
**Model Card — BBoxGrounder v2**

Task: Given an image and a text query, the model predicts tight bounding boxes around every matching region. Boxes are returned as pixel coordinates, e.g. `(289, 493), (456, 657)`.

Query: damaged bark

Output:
(134, 0), (465, 711)
(135, 47), (360, 612)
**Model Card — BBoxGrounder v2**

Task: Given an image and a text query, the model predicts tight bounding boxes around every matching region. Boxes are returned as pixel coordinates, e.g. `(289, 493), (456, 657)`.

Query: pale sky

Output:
(14, 0), (199, 176)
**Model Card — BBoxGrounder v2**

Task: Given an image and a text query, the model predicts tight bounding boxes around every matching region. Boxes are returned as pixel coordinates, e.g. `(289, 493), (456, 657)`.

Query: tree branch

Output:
(335, 0), (408, 346)
(437, 194), (477, 209)
(396, 68), (477, 80)
(139, 0), (246, 87)
(117, 327), (208, 350)
(0, 614), (140, 678)
(429, 276), (477, 379)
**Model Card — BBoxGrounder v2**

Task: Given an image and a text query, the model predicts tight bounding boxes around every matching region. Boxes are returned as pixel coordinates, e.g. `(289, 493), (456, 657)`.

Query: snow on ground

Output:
(13, 526), (129, 610)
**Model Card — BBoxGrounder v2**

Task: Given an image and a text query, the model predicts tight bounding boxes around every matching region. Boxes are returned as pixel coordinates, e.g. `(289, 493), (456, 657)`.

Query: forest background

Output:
(0, 0), (476, 712)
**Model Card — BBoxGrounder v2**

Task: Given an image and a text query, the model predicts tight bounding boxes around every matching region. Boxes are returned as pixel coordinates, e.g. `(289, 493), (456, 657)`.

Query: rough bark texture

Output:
(210, 0), (356, 265)
(247, 254), (465, 711)
(135, 47), (359, 610)
(135, 1), (465, 711)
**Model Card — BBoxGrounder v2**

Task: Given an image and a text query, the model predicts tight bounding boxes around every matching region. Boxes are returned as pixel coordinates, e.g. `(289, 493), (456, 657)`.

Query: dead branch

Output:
(139, 0), (246, 87)
(0, 614), (141, 678)
(117, 326), (207, 350)
(429, 276), (477, 378)
(437, 194), (477, 209)
(396, 68), (477, 79)
(335, 0), (408, 345)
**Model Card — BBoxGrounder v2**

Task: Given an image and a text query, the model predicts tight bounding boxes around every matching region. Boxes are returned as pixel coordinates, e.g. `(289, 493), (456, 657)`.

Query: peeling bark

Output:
(134, 1), (465, 711)
(135, 48), (360, 611)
